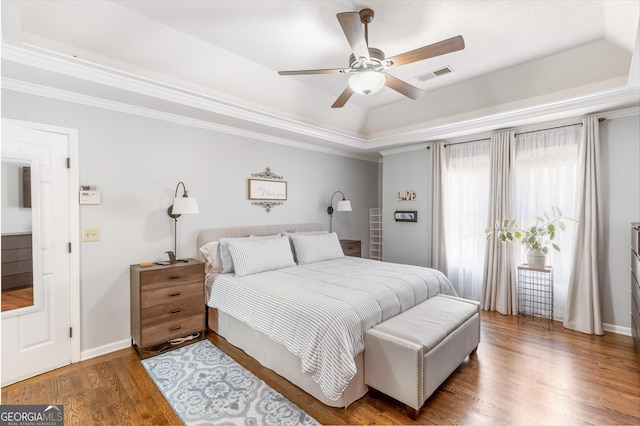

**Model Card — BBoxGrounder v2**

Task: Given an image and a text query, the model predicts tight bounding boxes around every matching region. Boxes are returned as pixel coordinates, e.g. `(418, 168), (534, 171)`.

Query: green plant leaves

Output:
(485, 209), (573, 253)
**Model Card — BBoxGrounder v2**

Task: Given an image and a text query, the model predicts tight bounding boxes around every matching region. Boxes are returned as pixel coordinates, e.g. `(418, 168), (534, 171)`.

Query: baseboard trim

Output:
(80, 338), (131, 361)
(603, 322), (631, 336)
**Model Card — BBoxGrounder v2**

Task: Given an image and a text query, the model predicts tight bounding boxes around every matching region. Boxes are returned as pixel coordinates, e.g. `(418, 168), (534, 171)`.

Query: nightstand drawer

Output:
(141, 294), (204, 325)
(141, 281), (203, 309)
(139, 264), (202, 288)
(141, 314), (204, 346)
(340, 239), (361, 257)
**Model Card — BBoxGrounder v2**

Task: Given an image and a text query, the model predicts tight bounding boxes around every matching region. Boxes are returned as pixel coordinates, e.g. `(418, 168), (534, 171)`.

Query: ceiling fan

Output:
(278, 8), (465, 108)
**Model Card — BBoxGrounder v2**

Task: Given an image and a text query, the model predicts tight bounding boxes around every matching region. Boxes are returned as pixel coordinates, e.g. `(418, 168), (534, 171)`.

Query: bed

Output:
(197, 223), (457, 408)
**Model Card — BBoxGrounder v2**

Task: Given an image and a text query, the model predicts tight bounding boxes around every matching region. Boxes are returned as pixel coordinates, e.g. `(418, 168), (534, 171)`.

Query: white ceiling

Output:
(2, 0), (639, 159)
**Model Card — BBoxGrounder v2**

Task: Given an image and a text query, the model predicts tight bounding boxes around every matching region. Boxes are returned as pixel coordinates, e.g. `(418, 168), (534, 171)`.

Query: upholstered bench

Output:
(364, 294), (480, 419)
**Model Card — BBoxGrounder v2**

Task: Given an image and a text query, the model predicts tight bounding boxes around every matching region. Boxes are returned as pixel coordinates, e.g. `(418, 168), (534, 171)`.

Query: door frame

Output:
(2, 118), (80, 365)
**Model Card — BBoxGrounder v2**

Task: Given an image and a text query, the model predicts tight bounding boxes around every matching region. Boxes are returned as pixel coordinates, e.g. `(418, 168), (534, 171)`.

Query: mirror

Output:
(1, 156), (36, 312)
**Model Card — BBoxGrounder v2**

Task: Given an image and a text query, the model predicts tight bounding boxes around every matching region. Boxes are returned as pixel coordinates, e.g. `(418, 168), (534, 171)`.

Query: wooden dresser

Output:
(1, 233), (33, 291)
(340, 239), (362, 257)
(130, 258), (205, 358)
(631, 223), (640, 362)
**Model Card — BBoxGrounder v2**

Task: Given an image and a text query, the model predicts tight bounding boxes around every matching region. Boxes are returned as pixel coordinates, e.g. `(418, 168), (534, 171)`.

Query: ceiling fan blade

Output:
(331, 86), (354, 108)
(387, 35), (465, 67)
(384, 74), (425, 100)
(278, 68), (347, 75)
(337, 12), (370, 60)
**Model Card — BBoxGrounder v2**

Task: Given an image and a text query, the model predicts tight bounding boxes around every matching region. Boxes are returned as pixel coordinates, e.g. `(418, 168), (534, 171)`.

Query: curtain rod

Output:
(426, 117), (606, 148)
(515, 122), (581, 136)
(426, 138), (491, 149)
(442, 138), (491, 148)
(515, 117), (605, 136)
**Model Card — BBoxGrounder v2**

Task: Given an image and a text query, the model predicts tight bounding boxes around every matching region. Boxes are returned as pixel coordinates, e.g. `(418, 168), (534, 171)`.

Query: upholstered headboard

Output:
(196, 223), (324, 261)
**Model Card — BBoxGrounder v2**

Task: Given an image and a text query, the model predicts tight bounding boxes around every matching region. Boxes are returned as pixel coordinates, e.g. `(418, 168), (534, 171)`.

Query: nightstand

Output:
(340, 239), (362, 257)
(130, 258), (205, 358)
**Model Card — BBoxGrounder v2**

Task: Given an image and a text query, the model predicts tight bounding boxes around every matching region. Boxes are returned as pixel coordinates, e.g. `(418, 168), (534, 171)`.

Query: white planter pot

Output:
(527, 249), (546, 269)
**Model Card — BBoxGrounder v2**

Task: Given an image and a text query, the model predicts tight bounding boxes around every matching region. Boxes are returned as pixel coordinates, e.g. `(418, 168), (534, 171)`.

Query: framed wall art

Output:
(248, 179), (287, 200)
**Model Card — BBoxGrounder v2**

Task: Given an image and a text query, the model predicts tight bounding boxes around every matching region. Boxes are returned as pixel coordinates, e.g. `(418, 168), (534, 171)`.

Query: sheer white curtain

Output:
(514, 125), (579, 320)
(443, 140), (491, 301)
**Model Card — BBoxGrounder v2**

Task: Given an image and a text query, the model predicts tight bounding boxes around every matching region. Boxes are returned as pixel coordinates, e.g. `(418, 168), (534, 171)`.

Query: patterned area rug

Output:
(142, 339), (320, 426)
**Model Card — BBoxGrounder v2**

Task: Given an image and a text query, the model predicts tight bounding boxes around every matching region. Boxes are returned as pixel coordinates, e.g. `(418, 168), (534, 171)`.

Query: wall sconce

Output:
(327, 190), (352, 233)
(167, 181), (199, 262)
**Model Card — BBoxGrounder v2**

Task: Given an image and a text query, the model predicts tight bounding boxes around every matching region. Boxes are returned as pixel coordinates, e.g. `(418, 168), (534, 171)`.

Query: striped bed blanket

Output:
(207, 257), (456, 401)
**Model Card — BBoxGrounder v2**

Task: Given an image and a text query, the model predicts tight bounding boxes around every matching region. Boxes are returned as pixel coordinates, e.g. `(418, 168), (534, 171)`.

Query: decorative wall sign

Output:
(248, 167), (286, 213)
(397, 190), (417, 201)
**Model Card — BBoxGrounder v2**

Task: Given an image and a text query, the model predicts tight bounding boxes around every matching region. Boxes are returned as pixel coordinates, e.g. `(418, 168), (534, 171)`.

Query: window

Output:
(442, 125), (579, 321)
(514, 126), (579, 319)
(444, 140), (491, 301)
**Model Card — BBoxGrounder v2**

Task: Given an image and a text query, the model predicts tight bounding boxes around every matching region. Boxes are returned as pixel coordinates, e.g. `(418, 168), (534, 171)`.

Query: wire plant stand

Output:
(517, 264), (553, 329)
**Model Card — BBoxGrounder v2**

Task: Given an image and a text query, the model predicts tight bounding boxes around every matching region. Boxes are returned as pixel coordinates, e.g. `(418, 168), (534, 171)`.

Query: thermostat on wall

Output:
(79, 185), (101, 205)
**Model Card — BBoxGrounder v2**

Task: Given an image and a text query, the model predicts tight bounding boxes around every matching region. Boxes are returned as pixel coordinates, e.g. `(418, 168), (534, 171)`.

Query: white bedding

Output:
(207, 256), (457, 401)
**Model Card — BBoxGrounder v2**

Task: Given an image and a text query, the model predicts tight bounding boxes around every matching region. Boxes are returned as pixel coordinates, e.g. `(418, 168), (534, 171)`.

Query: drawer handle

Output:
(169, 325), (182, 332)
(169, 292), (182, 297)
(169, 275), (181, 280)
(169, 309), (182, 314)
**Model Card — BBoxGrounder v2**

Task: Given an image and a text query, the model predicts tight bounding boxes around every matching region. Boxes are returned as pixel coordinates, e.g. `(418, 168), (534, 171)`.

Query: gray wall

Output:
(600, 115), (640, 330)
(381, 148), (430, 266)
(2, 89), (379, 356)
(382, 114), (640, 332)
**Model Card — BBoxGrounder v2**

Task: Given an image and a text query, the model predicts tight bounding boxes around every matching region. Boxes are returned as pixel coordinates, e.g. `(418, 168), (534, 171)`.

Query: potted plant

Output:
(485, 208), (574, 268)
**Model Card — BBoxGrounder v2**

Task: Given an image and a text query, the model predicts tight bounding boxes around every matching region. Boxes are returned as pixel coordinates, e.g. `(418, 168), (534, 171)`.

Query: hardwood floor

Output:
(2, 311), (639, 425)
(1, 286), (34, 312)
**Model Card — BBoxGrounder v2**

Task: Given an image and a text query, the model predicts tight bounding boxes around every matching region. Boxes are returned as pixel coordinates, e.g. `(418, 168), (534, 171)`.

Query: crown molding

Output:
(1, 44), (367, 148)
(367, 86), (640, 150)
(3, 44), (638, 159)
(1, 77), (378, 162)
(378, 105), (640, 157)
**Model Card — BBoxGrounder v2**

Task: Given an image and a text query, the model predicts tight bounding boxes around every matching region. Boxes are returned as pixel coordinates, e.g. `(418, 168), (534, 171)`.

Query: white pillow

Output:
(218, 234), (280, 273)
(199, 241), (220, 273)
(226, 235), (296, 277)
(290, 232), (344, 265)
(281, 230), (328, 262)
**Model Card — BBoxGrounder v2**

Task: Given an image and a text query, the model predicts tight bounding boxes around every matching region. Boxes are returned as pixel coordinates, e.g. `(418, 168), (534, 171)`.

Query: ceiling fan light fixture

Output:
(348, 69), (386, 95)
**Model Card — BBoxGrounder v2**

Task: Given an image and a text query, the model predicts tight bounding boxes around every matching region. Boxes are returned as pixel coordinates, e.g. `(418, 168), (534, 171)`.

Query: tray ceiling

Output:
(2, 0), (639, 158)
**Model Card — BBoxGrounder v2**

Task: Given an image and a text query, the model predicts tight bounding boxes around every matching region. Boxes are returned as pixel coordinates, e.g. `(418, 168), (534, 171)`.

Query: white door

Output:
(1, 119), (79, 386)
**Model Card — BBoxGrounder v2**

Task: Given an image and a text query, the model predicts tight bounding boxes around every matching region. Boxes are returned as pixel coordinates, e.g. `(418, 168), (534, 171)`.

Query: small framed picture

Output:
(248, 179), (287, 200)
(394, 210), (417, 222)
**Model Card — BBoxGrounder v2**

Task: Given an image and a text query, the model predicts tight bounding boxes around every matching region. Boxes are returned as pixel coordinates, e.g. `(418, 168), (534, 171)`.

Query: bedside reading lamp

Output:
(327, 190), (352, 233)
(167, 181), (199, 263)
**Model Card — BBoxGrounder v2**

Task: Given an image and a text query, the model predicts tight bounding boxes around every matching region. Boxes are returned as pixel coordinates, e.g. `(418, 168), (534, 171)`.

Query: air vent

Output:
(415, 66), (453, 82)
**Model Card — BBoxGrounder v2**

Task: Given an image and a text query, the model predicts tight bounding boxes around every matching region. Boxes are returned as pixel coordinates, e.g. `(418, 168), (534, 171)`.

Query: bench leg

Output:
(406, 405), (419, 420)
